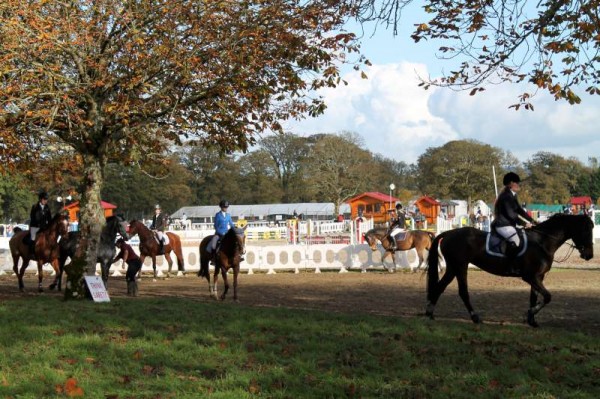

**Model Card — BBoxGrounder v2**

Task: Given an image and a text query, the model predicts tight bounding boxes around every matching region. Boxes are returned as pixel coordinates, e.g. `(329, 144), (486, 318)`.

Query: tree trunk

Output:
(64, 154), (106, 300)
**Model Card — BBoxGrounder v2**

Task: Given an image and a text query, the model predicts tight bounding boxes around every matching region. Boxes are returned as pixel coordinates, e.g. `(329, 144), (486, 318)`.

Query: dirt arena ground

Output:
(2, 245), (600, 333)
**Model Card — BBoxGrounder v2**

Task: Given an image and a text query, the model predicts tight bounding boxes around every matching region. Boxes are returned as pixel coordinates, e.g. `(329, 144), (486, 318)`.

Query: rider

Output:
(493, 172), (535, 262)
(29, 191), (52, 254)
(388, 202), (406, 251)
(150, 204), (167, 254)
(112, 238), (142, 296)
(207, 199), (239, 264)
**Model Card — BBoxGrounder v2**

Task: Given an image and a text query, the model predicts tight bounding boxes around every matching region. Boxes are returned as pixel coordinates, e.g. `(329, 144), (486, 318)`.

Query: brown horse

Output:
(127, 220), (185, 278)
(9, 213), (69, 292)
(426, 214), (594, 327)
(363, 227), (436, 271)
(198, 227), (246, 301)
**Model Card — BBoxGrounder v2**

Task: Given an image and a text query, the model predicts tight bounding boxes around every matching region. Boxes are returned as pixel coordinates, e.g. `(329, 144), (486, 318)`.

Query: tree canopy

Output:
(352, 0), (600, 108)
(0, 0), (365, 294)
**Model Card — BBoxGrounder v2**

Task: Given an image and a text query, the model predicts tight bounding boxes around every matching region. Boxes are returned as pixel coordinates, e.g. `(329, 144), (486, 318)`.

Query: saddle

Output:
(391, 230), (408, 242)
(485, 229), (528, 258)
(153, 232), (170, 245)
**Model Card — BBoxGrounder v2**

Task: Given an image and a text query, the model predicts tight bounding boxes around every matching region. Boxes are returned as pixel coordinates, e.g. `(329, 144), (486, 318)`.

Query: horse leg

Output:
(15, 256), (28, 292)
(37, 261), (44, 293)
(48, 259), (61, 291)
(455, 266), (481, 323)
(211, 267), (219, 300)
(232, 266), (239, 302)
(382, 250), (395, 272)
(426, 268), (456, 319)
(220, 267), (229, 301)
(524, 275), (551, 328)
(100, 262), (109, 289)
(152, 256), (157, 279)
(164, 253), (173, 278)
(418, 248), (432, 272)
(138, 255), (146, 279)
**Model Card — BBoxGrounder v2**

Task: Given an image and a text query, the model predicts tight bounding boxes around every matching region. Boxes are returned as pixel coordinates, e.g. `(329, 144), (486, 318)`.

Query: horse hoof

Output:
(425, 311), (435, 320)
(49, 284), (56, 291)
(526, 311), (539, 328)
(38, 288), (44, 293)
(471, 314), (482, 324)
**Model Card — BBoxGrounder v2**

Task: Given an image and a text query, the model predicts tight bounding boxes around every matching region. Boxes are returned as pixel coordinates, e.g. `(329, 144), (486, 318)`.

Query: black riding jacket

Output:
(493, 187), (534, 228)
(29, 203), (52, 229)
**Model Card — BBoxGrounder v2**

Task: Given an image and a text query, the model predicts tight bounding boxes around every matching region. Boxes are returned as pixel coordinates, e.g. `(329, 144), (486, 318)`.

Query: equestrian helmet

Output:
(219, 199), (230, 208)
(155, 204), (161, 210)
(395, 202), (403, 210)
(38, 191), (49, 200)
(503, 172), (521, 186)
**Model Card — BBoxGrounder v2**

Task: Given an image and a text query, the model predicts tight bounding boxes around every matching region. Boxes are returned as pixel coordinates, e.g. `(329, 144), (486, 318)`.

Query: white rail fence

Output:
(0, 241), (420, 277)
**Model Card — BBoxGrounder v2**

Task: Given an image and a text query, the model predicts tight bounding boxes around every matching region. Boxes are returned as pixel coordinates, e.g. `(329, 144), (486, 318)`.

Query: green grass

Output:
(0, 297), (599, 398)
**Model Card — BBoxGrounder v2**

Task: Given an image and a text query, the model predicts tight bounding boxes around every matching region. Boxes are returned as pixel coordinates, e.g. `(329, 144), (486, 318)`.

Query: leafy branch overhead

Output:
(0, 0), (365, 169)
(352, 0), (600, 108)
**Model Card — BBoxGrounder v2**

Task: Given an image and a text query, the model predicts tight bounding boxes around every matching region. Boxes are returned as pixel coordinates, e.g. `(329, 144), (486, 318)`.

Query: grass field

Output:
(0, 295), (599, 398)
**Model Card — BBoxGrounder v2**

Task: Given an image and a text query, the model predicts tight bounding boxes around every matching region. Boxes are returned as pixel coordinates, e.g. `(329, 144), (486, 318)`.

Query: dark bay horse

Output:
(363, 227), (436, 271)
(426, 214), (594, 327)
(9, 213), (69, 292)
(128, 220), (185, 278)
(198, 227), (246, 301)
(56, 215), (129, 290)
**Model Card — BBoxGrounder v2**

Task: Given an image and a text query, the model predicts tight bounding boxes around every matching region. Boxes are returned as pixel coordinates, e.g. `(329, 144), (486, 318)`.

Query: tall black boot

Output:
(505, 242), (520, 275)
(389, 235), (397, 251)
(158, 240), (164, 255)
(29, 240), (36, 258)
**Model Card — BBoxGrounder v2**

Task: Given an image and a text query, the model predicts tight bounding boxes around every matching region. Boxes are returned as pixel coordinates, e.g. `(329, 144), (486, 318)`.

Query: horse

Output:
(425, 214), (594, 327)
(363, 227), (436, 271)
(127, 219), (185, 278)
(56, 215), (129, 290)
(198, 227), (246, 301)
(9, 213), (70, 292)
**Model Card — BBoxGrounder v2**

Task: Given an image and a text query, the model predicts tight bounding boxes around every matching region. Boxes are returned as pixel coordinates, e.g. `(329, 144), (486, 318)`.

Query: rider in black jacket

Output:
(493, 172), (535, 260)
(29, 191), (52, 253)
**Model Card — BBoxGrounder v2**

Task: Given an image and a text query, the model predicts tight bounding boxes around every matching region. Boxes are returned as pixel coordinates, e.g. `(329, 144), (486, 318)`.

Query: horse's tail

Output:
(426, 231), (436, 249)
(171, 234), (185, 271)
(198, 236), (210, 279)
(426, 233), (444, 301)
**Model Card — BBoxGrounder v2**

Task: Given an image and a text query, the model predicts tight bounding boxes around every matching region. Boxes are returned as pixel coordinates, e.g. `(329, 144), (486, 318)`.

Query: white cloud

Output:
(286, 62), (600, 165)
(285, 63), (458, 163)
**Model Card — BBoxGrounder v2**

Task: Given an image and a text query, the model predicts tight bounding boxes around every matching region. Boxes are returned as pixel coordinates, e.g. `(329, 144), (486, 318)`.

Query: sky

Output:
(282, 8), (600, 166)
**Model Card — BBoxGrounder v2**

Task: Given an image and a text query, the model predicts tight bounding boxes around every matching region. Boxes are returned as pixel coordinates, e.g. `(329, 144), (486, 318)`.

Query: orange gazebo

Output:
(63, 200), (117, 222)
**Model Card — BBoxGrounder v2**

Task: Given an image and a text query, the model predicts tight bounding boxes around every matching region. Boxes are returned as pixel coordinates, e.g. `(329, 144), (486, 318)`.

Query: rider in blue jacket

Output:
(207, 200), (235, 263)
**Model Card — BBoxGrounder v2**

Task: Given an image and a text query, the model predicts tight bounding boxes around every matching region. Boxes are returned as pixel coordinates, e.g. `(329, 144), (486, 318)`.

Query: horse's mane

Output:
(222, 227), (243, 255)
(535, 213), (592, 233)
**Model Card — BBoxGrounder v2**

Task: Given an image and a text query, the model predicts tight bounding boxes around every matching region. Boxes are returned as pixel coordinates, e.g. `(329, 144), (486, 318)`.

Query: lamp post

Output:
(389, 183), (395, 210)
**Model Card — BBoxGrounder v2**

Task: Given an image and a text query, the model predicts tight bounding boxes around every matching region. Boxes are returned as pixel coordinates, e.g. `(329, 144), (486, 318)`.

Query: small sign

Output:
(84, 276), (110, 302)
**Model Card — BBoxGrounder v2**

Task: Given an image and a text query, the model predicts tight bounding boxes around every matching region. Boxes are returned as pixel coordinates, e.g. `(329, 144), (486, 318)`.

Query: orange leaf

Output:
(64, 378), (84, 397)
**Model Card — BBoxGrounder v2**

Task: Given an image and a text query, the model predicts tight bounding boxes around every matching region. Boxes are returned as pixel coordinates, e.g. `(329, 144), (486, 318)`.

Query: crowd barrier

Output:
(0, 241), (420, 277)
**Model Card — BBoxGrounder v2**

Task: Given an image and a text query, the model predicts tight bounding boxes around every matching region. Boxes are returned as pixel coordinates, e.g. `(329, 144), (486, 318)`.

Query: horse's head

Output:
(108, 215), (129, 241)
(57, 213), (69, 237)
(127, 219), (141, 236)
(363, 230), (378, 251)
(572, 215), (594, 260)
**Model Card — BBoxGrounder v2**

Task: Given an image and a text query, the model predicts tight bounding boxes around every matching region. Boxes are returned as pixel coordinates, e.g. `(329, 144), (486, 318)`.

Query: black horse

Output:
(54, 215), (129, 290)
(426, 214), (594, 327)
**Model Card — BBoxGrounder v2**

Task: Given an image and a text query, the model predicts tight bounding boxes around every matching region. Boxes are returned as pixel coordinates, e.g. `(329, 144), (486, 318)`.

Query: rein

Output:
(527, 225), (578, 264)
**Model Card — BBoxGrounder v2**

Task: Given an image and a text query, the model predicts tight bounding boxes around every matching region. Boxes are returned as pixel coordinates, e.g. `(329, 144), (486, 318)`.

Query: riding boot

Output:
(29, 240), (36, 258)
(505, 242), (520, 275)
(389, 236), (397, 251)
(127, 280), (134, 296)
(158, 240), (164, 255)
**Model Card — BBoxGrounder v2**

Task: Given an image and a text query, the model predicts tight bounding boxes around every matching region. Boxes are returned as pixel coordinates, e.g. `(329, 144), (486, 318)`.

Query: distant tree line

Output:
(1, 133), (598, 223)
